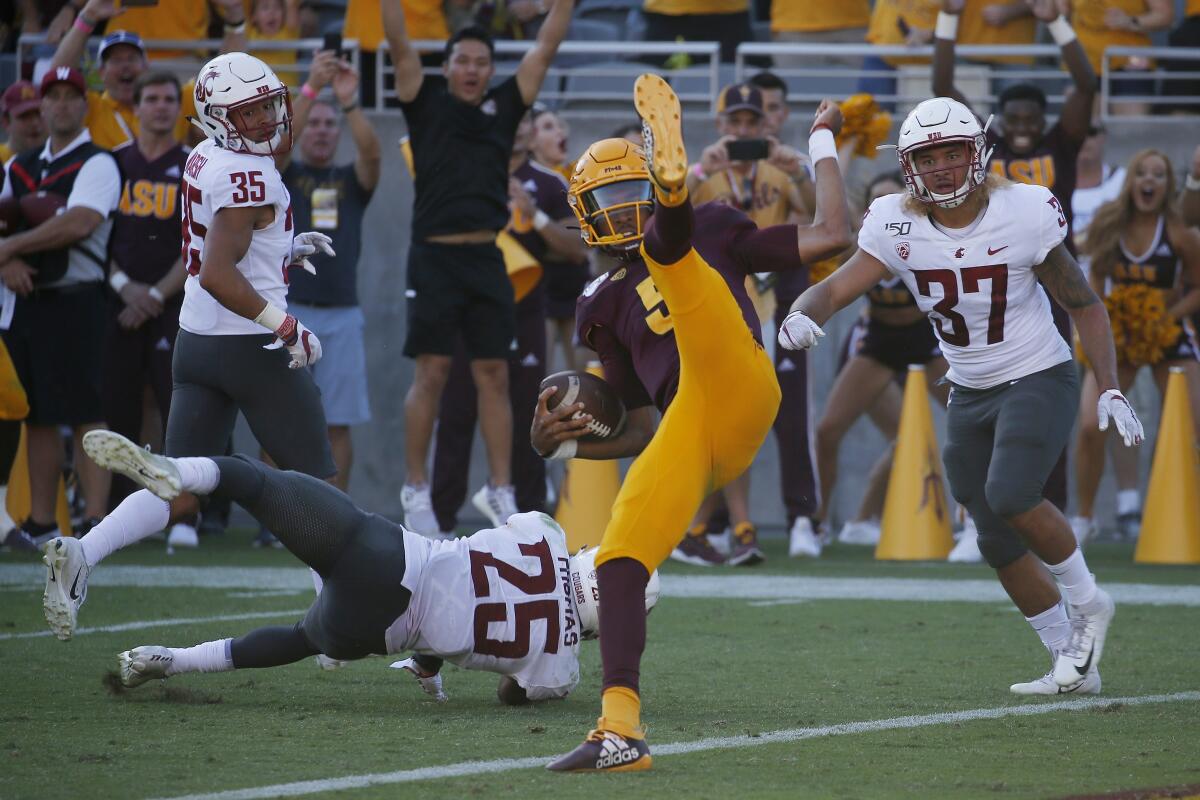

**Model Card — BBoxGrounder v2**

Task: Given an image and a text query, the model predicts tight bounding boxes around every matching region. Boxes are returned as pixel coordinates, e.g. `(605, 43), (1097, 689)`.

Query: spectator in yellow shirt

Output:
(642, 0), (754, 62)
(101, 0), (211, 60)
(770, 0), (870, 68)
(0, 82), (47, 164)
(1072, 0), (1174, 116)
(860, 0), (939, 108)
(249, 0), (301, 79)
(345, 0), (451, 106)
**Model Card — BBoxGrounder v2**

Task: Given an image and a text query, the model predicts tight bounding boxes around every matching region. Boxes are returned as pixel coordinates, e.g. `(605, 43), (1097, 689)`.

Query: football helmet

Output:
(895, 97), (994, 209)
(191, 52), (292, 156)
(568, 546), (661, 640)
(568, 138), (654, 255)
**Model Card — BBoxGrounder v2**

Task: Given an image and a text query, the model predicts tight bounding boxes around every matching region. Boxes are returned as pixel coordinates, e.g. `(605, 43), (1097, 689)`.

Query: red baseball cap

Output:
(2, 81), (40, 118)
(39, 66), (88, 98)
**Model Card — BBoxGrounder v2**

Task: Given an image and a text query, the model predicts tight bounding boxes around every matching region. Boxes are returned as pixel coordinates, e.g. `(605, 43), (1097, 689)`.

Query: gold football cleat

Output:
(633, 73), (687, 206)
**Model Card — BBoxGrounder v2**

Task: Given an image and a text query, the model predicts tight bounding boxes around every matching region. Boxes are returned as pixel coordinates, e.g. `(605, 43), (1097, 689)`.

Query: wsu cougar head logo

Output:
(195, 69), (221, 104)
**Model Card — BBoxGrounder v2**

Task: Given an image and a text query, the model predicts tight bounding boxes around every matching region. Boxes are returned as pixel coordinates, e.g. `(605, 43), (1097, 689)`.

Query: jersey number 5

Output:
(914, 265), (1008, 347)
(180, 183), (206, 276)
(469, 538), (560, 659)
(636, 276), (674, 335)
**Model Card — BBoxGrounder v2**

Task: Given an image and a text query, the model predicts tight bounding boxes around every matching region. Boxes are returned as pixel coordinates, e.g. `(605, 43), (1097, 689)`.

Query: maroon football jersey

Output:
(111, 141), (190, 283)
(575, 202), (800, 412)
(988, 121), (1080, 236)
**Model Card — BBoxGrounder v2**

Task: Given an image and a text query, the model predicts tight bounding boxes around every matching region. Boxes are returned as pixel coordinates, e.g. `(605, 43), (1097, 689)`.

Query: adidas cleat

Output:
(633, 73), (687, 204)
(82, 430), (181, 501)
(546, 729), (652, 773)
(43, 536), (89, 641)
(119, 646), (174, 688)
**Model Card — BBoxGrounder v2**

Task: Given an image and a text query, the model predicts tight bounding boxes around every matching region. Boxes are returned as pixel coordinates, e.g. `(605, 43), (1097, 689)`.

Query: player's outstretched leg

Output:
(634, 73), (687, 208)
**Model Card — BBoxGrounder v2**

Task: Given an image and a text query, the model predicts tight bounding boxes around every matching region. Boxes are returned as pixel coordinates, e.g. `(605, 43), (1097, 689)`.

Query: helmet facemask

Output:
(571, 178), (654, 258)
(220, 88), (293, 156)
(893, 97), (995, 210)
(900, 137), (987, 209)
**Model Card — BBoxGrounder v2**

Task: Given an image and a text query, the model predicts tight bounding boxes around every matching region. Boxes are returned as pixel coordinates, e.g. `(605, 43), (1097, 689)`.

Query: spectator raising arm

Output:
(330, 59), (381, 192)
(383, 0), (425, 104)
(515, 0), (576, 105)
(51, 0), (124, 68)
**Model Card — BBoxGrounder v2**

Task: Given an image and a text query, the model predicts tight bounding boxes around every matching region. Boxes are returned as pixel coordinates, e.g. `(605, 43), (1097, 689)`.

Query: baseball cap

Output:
(98, 30), (146, 61)
(39, 66), (88, 97)
(2, 81), (40, 118)
(717, 83), (764, 116)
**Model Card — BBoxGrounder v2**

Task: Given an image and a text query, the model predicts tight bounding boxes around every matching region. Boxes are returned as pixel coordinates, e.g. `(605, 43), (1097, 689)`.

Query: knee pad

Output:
(984, 476), (1040, 520)
(976, 525), (1028, 569)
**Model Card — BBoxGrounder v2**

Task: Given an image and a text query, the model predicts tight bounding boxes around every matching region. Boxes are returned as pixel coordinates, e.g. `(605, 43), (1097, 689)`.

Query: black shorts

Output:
(840, 315), (942, 374)
(2, 282), (106, 426)
(167, 331), (335, 478)
(545, 258), (590, 321)
(1159, 318), (1199, 363)
(404, 240), (515, 360)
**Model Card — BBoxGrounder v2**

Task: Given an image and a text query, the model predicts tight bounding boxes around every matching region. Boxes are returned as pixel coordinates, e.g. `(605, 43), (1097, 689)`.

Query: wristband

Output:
(1047, 16), (1076, 46)
(108, 270), (129, 293)
(148, 286), (165, 303)
(935, 11), (959, 41)
(300, 83), (318, 100)
(253, 302), (289, 335)
(1186, 173), (1200, 192)
(74, 14), (96, 33)
(545, 439), (578, 461)
(808, 127), (837, 165)
(533, 210), (550, 231)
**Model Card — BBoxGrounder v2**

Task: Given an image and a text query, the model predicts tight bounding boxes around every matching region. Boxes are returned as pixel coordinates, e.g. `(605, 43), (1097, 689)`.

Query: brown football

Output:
(540, 370), (627, 442)
(0, 197), (22, 236)
(19, 191), (68, 227)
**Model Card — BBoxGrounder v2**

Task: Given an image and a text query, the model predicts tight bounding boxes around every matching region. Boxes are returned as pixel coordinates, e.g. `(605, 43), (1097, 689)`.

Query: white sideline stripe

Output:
(0, 609), (308, 641)
(2, 565), (1199, 606)
(152, 691), (1200, 800)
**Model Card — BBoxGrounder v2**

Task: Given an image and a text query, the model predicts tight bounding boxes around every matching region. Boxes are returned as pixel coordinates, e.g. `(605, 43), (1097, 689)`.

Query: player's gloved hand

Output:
(288, 231), (335, 274)
(264, 313), (323, 369)
(1097, 389), (1144, 447)
(389, 658), (448, 702)
(777, 309), (825, 351)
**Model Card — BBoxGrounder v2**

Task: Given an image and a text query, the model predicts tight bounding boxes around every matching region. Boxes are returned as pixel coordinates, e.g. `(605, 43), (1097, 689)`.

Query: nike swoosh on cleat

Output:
(69, 570), (83, 601)
(1075, 647), (1094, 676)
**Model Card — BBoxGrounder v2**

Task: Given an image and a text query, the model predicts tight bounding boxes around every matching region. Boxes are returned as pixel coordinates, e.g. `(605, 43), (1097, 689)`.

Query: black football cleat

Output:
(546, 729), (652, 773)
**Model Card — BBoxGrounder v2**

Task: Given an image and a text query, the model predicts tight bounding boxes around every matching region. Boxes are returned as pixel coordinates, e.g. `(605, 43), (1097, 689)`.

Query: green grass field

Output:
(2, 533), (1198, 800)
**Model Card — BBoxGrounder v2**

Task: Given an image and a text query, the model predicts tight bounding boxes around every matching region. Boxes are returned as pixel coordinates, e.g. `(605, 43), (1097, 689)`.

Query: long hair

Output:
(1086, 149), (1179, 279)
(902, 172), (1011, 217)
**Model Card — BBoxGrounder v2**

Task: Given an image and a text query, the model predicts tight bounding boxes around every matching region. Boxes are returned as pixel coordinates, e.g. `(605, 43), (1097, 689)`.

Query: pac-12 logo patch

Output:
(896, 241), (910, 261)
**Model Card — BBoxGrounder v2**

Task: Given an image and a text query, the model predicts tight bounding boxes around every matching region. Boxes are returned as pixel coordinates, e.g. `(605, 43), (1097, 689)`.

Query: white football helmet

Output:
(191, 52), (292, 156)
(568, 546), (661, 640)
(895, 97), (994, 209)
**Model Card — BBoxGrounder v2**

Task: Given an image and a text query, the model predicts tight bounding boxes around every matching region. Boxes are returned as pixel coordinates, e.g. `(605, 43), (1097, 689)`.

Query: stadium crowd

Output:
(0, 0), (1196, 568)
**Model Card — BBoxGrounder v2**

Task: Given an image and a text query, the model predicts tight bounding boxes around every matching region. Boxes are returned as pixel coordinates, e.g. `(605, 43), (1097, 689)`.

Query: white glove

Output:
(288, 231), (335, 274)
(389, 657), (448, 702)
(1097, 389), (1144, 447)
(777, 309), (825, 351)
(263, 313), (323, 369)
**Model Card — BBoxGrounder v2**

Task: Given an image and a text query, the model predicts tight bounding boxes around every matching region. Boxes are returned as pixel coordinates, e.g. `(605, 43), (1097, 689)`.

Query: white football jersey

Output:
(387, 512), (582, 700)
(858, 184), (1072, 389)
(178, 139), (293, 336)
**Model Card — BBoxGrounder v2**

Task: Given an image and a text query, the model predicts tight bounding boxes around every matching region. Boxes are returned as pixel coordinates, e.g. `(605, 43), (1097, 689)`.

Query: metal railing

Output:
(1100, 46), (1200, 119)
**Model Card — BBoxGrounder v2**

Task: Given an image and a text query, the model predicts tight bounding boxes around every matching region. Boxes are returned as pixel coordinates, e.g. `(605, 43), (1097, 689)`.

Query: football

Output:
(19, 191), (68, 227)
(540, 370), (626, 441)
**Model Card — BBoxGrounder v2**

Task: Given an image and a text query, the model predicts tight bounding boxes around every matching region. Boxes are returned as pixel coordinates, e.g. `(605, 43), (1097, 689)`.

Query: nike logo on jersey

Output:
(988, 245), (1009, 255)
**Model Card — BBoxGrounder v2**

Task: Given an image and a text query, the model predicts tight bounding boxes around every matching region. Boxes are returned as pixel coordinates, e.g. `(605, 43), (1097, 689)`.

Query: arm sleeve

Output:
(1034, 185), (1069, 265)
(585, 324), (654, 411)
(67, 153), (120, 215)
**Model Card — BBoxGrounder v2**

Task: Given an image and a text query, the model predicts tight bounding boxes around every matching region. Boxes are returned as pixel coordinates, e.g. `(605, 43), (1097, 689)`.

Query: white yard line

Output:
(1, 564), (1198, 606)
(151, 691), (1200, 800)
(0, 609), (309, 641)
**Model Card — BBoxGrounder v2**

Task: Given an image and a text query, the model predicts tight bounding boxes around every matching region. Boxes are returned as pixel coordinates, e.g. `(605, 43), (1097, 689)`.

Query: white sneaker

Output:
(837, 519), (880, 546)
(1070, 516), (1096, 546)
(167, 523), (198, 549)
(1011, 667), (1101, 695)
(390, 657), (448, 702)
(119, 645), (174, 688)
(472, 483), (518, 528)
(315, 654), (349, 671)
(709, 527), (732, 556)
(401, 484), (438, 536)
(43, 536), (90, 641)
(1054, 589), (1115, 687)
(788, 517), (822, 558)
(948, 517), (983, 563)
(81, 430), (181, 501)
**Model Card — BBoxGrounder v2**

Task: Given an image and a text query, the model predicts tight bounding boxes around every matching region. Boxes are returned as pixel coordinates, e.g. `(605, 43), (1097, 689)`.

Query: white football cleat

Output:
(788, 517), (822, 558)
(472, 484), (518, 529)
(1070, 515), (1096, 546)
(401, 484), (438, 536)
(119, 646), (174, 688)
(390, 657), (448, 702)
(167, 523), (199, 549)
(837, 519), (880, 546)
(82, 430), (181, 501)
(43, 536), (90, 641)
(948, 517), (983, 563)
(315, 654), (349, 671)
(1011, 667), (1101, 696)
(1054, 589), (1115, 687)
